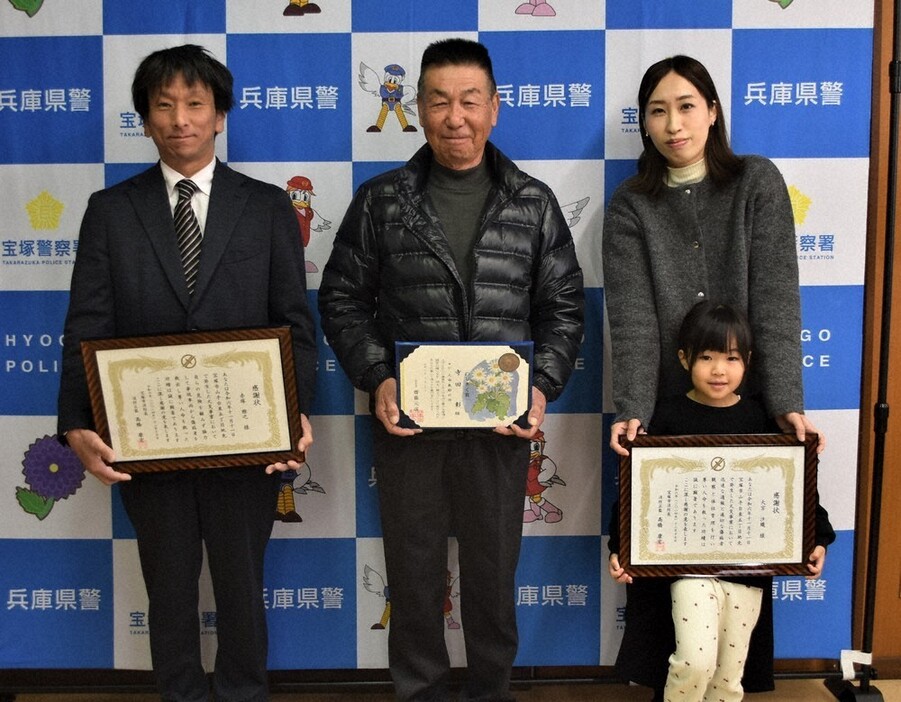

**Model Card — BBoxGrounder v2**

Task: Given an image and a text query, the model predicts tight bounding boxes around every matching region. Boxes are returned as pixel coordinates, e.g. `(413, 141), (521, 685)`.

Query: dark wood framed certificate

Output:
(81, 327), (303, 473)
(395, 342), (533, 429)
(618, 433), (818, 577)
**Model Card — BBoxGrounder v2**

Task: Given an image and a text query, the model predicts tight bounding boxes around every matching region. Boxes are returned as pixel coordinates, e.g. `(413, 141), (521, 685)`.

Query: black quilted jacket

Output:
(318, 142), (584, 403)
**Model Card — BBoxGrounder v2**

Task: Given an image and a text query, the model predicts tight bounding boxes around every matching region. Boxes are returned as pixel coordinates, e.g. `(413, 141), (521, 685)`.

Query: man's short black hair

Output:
(417, 38), (497, 95)
(132, 44), (234, 120)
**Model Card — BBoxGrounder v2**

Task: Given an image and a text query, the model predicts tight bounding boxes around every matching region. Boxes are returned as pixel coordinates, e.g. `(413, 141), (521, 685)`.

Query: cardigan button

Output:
(697, 291), (705, 298)
(692, 240), (700, 248)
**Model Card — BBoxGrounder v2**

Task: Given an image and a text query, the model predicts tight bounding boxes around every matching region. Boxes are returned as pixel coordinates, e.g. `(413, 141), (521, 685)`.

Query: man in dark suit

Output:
(57, 44), (316, 702)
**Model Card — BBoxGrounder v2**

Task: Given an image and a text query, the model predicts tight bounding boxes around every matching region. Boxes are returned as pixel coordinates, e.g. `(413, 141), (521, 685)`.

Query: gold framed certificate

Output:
(81, 327), (303, 473)
(618, 433), (818, 577)
(395, 342), (533, 429)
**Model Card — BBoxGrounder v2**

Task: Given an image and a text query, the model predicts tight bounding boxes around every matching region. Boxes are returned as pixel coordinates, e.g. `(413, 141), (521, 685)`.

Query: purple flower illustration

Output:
(16, 435), (86, 520)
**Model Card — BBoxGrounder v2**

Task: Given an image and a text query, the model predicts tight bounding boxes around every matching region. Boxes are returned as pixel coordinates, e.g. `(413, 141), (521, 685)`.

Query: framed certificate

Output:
(81, 327), (304, 473)
(395, 342), (533, 429)
(618, 433), (818, 577)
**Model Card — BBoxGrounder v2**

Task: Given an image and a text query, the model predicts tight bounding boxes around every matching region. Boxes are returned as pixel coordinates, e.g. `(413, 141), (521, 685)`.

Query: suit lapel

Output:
(127, 164), (192, 309)
(192, 162), (247, 301)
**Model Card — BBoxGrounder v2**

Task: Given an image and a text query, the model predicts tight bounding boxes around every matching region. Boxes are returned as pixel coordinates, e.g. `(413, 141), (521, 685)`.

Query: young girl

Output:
(608, 300), (835, 702)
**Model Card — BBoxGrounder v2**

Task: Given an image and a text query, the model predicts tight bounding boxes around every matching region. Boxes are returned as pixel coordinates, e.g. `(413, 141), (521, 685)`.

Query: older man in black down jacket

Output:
(318, 38), (584, 702)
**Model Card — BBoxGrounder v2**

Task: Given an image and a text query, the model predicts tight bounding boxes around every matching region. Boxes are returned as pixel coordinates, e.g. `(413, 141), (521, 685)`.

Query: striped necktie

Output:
(174, 178), (202, 294)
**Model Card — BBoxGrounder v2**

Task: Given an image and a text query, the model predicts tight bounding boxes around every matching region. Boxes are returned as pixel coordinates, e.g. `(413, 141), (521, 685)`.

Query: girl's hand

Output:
(608, 553), (633, 584)
(806, 545), (827, 578)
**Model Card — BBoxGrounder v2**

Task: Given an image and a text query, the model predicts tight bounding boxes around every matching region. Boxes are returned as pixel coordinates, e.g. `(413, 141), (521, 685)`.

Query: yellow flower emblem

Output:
(25, 190), (64, 230)
(787, 185), (811, 226)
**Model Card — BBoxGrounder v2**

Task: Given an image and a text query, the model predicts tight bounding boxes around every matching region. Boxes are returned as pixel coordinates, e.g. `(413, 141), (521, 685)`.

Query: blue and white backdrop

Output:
(0, 0), (870, 673)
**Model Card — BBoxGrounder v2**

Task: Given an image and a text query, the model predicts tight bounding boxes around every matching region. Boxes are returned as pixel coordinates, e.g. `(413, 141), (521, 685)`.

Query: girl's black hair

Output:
(678, 300), (753, 370)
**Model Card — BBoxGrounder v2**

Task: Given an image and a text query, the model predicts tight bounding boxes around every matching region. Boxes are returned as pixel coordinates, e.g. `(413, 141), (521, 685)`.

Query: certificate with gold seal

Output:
(618, 433), (818, 577)
(81, 327), (303, 473)
(395, 342), (533, 429)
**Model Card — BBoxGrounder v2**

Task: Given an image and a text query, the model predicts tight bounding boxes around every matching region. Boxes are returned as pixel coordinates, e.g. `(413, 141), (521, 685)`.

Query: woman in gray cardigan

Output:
(602, 55), (825, 701)
(603, 54), (822, 457)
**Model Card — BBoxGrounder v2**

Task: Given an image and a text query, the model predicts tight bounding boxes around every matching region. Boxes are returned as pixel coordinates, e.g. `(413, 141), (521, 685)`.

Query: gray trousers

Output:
(373, 423), (530, 702)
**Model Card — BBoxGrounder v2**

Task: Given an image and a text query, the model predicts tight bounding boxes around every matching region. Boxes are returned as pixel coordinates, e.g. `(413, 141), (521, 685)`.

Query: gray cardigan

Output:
(602, 155), (803, 426)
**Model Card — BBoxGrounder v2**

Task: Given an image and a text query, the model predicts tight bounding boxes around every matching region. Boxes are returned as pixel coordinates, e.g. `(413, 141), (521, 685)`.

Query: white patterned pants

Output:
(664, 578), (763, 702)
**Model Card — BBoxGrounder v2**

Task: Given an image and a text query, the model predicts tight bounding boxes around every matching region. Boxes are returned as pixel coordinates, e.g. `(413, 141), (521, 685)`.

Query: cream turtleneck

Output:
(665, 159), (707, 187)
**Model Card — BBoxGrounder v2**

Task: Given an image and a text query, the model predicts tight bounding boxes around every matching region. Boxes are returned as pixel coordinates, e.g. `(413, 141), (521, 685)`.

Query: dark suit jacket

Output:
(58, 161), (316, 436)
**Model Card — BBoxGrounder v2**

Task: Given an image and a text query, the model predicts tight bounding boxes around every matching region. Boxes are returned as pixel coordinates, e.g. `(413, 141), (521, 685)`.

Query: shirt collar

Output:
(160, 158), (216, 197)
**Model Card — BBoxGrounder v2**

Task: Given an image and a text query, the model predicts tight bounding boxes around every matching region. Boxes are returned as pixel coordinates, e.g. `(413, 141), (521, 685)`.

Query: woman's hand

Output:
(776, 412), (826, 453)
(610, 419), (644, 457)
